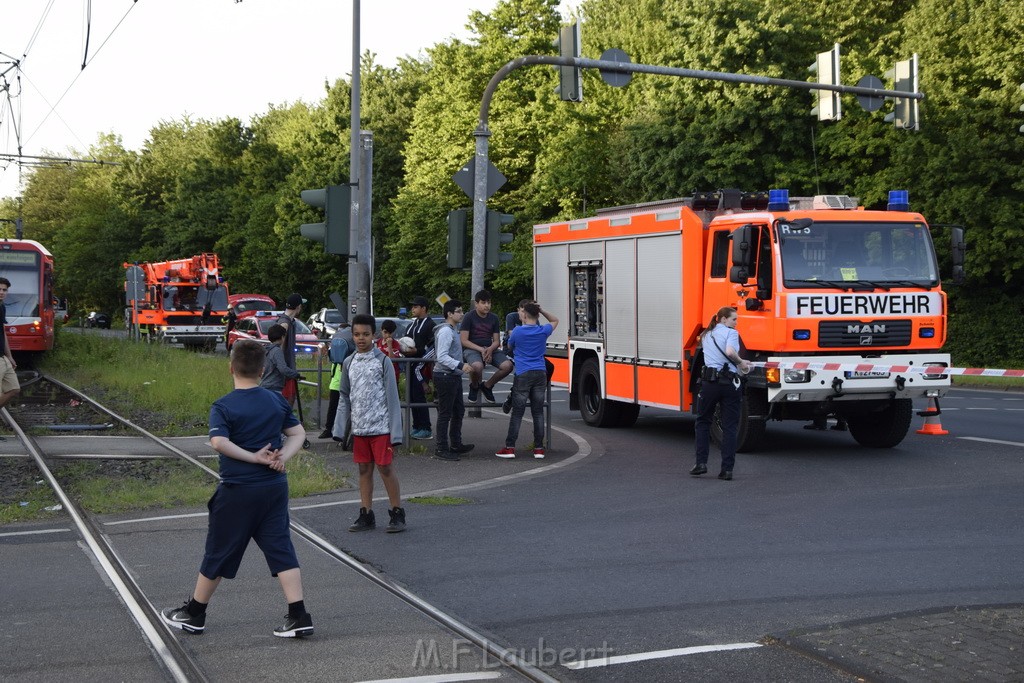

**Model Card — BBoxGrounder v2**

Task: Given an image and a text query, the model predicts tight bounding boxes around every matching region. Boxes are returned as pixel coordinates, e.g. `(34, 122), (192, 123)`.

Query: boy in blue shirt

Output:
(495, 301), (558, 459)
(161, 340), (312, 638)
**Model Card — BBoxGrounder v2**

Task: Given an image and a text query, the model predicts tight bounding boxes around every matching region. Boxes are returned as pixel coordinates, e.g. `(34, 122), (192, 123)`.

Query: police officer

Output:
(690, 306), (751, 480)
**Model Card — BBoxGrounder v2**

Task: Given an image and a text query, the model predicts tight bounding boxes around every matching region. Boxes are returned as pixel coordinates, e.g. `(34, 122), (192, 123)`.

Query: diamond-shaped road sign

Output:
(453, 158), (506, 200)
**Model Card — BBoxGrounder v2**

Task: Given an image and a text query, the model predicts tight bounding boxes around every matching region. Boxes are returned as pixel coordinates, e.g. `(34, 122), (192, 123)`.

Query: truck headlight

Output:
(784, 369), (812, 383)
(923, 362), (948, 380)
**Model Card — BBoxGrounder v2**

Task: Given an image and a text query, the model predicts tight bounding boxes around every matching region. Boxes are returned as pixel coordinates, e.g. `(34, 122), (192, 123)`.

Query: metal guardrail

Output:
(302, 353), (552, 450)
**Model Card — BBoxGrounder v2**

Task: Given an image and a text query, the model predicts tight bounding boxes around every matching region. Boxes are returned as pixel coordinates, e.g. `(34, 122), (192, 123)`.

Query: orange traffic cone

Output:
(916, 396), (949, 435)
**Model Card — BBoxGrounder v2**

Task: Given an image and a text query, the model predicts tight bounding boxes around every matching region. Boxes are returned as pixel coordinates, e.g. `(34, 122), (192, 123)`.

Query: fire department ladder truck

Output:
(124, 254), (229, 352)
(534, 189), (965, 451)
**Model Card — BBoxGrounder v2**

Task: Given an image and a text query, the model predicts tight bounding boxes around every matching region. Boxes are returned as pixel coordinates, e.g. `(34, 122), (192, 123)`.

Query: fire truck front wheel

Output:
(711, 388), (768, 453)
(578, 357), (625, 428)
(846, 398), (913, 448)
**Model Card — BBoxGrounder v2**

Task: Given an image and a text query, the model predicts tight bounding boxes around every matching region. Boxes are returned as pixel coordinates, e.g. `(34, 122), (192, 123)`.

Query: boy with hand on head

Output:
(161, 340), (312, 638)
(496, 301), (558, 459)
(333, 314), (407, 533)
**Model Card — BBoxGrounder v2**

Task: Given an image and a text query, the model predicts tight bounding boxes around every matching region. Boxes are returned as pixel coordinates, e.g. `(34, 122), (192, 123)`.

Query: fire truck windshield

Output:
(779, 221), (938, 287)
(164, 285), (228, 311)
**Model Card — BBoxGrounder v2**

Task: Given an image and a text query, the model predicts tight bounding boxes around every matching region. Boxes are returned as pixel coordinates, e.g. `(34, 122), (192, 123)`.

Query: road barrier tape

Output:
(748, 360), (1024, 378)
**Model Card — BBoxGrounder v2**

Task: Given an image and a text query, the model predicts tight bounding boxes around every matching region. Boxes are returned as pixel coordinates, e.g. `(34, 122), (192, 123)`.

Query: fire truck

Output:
(533, 189), (965, 450)
(124, 253), (229, 351)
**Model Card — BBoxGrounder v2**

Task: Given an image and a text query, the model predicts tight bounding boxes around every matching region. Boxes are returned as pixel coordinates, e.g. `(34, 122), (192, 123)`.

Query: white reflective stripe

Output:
(565, 642), (763, 669)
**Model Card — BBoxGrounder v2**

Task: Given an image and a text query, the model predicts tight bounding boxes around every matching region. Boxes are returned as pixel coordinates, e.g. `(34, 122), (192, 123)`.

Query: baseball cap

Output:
(408, 296), (429, 308)
(285, 293), (307, 309)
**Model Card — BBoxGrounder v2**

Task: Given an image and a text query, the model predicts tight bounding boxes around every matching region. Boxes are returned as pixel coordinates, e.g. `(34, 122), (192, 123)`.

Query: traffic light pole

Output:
(470, 54), (925, 295)
(347, 0), (370, 320)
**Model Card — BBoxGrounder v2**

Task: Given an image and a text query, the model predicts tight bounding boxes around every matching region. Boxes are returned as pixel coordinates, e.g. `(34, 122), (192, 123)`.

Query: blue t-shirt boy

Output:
(209, 387), (300, 484)
(507, 323), (553, 373)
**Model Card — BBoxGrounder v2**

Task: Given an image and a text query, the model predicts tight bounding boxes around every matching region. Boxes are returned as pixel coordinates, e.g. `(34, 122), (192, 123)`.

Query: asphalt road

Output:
(298, 386), (1023, 680)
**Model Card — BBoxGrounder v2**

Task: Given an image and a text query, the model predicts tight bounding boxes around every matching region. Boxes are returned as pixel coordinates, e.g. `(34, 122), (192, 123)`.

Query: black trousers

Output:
(694, 379), (743, 471)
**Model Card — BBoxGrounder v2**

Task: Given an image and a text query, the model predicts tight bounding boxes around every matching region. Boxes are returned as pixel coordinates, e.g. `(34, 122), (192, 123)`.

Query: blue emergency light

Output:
(767, 188), (790, 212)
(887, 190), (910, 211)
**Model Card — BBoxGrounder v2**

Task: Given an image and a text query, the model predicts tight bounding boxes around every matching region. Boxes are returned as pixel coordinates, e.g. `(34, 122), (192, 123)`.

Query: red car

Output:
(227, 293), (276, 320)
(226, 312), (322, 354)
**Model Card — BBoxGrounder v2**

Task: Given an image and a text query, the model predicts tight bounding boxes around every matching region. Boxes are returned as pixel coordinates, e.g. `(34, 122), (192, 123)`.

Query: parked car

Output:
(306, 308), (346, 339)
(226, 312), (321, 353)
(85, 311), (111, 329)
(227, 293), (276, 320)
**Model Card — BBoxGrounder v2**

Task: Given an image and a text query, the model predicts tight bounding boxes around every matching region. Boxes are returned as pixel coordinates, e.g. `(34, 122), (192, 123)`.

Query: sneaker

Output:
(161, 602), (205, 634)
(467, 384), (480, 403)
(501, 397), (512, 414)
(434, 449), (460, 462)
(533, 448), (545, 459)
(450, 443), (475, 454)
(348, 507), (376, 532)
(480, 384), (496, 403)
(302, 439), (311, 450)
(386, 507), (406, 533)
(317, 429), (332, 439)
(411, 428), (433, 440)
(273, 612), (314, 638)
(495, 447), (516, 459)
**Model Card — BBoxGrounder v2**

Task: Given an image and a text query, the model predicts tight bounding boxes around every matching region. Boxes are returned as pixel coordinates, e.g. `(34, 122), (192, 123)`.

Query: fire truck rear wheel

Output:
(846, 398), (913, 448)
(578, 357), (622, 427)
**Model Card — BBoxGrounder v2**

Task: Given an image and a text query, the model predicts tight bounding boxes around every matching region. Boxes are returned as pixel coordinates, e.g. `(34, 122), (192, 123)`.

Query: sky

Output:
(0, 0), (572, 201)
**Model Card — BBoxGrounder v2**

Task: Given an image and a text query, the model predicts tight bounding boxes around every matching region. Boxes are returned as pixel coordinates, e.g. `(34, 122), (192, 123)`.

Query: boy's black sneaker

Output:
(386, 507), (406, 533)
(467, 384), (480, 403)
(501, 397), (512, 414)
(450, 443), (475, 454)
(317, 429), (332, 439)
(349, 507), (376, 532)
(480, 384), (496, 403)
(273, 612), (314, 638)
(161, 603), (205, 634)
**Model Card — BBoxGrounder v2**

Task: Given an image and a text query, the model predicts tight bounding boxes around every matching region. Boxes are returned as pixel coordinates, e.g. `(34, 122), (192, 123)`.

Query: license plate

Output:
(845, 370), (890, 379)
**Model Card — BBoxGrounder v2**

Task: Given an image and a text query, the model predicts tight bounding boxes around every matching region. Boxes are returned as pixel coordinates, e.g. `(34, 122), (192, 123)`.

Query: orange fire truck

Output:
(534, 189), (964, 450)
(124, 253), (229, 351)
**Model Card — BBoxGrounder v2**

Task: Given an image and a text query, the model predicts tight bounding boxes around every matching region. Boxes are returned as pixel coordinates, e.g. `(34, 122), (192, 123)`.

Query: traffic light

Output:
(884, 54), (919, 130)
(809, 43), (841, 121)
(299, 184), (351, 255)
(447, 208), (469, 269)
(554, 21), (582, 102)
(485, 210), (515, 270)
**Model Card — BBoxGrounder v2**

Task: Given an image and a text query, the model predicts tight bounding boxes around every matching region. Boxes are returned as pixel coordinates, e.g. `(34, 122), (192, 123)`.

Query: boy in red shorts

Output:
(332, 314), (406, 532)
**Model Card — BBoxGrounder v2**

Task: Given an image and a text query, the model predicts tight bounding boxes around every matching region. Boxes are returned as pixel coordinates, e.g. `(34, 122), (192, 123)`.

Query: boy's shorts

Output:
(200, 480), (298, 579)
(0, 357), (19, 394)
(353, 434), (394, 466)
(463, 348), (510, 368)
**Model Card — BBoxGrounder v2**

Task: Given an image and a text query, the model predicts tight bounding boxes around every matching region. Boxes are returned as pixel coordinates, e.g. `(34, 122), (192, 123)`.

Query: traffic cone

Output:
(916, 396), (949, 435)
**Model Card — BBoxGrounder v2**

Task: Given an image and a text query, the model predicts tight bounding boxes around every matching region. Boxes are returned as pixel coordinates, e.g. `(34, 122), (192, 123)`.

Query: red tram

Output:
(0, 240), (56, 353)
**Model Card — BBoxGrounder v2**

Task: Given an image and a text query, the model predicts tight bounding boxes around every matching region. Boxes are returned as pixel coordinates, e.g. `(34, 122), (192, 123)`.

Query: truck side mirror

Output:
(950, 226), (965, 285)
(729, 265), (750, 284)
(730, 225), (756, 270)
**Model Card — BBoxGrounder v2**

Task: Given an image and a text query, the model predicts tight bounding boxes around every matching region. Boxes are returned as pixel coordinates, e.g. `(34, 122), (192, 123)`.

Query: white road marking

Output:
(356, 674), (501, 683)
(958, 436), (1024, 448)
(0, 527), (72, 538)
(564, 642), (763, 669)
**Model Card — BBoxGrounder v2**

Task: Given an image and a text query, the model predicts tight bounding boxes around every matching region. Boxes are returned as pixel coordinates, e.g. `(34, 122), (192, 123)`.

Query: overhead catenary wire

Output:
(25, 0), (141, 146)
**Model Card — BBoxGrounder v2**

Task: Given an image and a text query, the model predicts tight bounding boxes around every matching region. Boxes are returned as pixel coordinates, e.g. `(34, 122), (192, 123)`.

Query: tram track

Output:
(4, 373), (556, 683)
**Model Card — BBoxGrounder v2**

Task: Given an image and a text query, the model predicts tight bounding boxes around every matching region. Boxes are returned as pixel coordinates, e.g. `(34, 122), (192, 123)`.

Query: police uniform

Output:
(693, 325), (744, 476)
